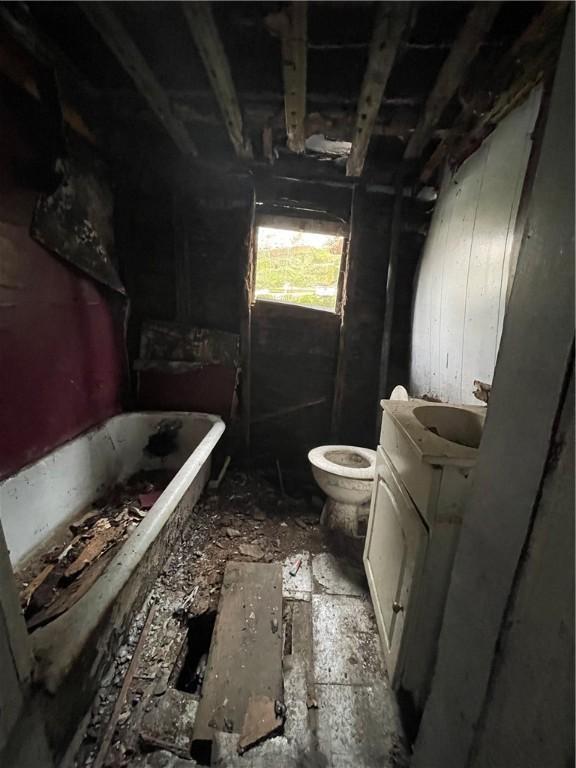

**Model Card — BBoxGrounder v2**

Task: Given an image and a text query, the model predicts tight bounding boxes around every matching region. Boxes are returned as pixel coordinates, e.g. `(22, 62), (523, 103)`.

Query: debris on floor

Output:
(140, 689), (199, 757)
(73, 470), (407, 768)
(16, 469), (173, 630)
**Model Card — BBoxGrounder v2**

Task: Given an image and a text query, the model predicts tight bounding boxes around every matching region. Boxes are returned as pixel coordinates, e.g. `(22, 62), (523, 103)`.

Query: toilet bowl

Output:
(308, 445), (377, 537)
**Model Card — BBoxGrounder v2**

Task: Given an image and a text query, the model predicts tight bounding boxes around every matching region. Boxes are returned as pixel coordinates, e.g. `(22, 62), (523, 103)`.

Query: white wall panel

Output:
(410, 87), (542, 403)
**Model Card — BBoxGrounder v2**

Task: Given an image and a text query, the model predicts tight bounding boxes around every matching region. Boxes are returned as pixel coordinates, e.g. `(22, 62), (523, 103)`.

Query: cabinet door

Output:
(364, 449), (427, 683)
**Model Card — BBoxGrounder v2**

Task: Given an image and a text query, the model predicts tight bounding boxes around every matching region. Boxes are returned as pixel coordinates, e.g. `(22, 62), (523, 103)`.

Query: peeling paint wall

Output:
(0, 82), (123, 480)
(410, 87), (542, 404)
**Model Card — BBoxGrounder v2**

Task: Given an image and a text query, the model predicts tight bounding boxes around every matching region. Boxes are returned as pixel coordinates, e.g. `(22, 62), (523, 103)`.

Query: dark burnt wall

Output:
(251, 301), (341, 486)
(115, 164), (424, 482)
(333, 189), (393, 447)
(119, 183), (254, 339)
(175, 189), (254, 334)
(115, 184), (175, 366)
(249, 179), (351, 487)
(0, 80), (123, 480)
(117, 174), (254, 436)
(248, 182), (426, 483)
(384, 229), (426, 400)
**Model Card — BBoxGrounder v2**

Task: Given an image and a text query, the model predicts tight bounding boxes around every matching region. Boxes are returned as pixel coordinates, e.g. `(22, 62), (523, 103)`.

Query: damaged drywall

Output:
(32, 137), (124, 294)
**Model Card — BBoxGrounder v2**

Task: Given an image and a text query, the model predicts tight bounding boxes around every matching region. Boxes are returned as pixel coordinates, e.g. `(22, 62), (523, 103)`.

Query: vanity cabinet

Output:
(364, 400), (483, 714)
(365, 449), (427, 678)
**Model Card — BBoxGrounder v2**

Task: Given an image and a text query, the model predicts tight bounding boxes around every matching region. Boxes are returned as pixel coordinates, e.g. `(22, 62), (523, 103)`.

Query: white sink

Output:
(413, 405), (484, 449)
(380, 399), (486, 468)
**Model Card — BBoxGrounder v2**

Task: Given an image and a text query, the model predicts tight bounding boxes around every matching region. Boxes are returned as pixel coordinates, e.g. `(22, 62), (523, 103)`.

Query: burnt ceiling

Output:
(0, 1), (568, 191)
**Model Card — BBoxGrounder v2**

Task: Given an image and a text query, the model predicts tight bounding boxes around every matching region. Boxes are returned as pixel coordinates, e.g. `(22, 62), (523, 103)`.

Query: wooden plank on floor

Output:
(192, 561), (283, 743)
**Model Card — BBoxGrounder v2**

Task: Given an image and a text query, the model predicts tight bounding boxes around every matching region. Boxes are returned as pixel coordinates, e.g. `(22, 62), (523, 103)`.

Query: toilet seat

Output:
(308, 445), (377, 480)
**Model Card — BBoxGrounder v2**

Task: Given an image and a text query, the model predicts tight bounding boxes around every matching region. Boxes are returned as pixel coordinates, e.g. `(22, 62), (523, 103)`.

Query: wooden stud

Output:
(181, 2), (252, 159)
(346, 3), (412, 177)
(240, 187), (256, 456)
(79, 2), (197, 156)
(378, 172), (404, 414)
(262, 122), (274, 164)
(266, 2), (308, 154)
(403, 2), (501, 161)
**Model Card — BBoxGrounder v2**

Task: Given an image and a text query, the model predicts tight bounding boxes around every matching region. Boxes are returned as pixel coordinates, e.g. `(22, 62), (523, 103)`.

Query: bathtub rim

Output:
(1, 410), (221, 567)
(30, 411), (225, 692)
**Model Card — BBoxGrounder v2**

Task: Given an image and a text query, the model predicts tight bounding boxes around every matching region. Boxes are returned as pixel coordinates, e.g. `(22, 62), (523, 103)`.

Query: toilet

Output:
(308, 445), (377, 537)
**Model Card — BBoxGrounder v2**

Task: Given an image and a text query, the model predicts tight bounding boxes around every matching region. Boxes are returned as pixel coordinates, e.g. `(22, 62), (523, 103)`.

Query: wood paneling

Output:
(410, 88), (541, 404)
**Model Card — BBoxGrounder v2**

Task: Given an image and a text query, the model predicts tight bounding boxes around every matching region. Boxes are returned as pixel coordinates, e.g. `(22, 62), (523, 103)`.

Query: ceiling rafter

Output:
(79, 2), (197, 156)
(419, 1), (569, 184)
(403, 2), (502, 161)
(266, 2), (308, 154)
(181, 2), (252, 160)
(346, 2), (412, 178)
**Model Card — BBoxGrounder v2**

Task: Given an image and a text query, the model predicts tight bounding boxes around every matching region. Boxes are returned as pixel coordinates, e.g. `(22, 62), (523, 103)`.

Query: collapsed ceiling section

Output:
(1, 1), (568, 190)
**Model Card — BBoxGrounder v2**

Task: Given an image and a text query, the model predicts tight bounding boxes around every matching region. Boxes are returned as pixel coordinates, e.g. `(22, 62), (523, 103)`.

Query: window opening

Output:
(254, 226), (345, 312)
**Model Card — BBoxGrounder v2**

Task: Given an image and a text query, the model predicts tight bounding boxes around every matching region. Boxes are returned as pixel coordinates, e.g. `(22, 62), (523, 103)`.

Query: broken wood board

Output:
(20, 563), (55, 610)
(140, 688), (199, 758)
(27, 546), (118, 630)
(63, 520), (119, 580)
(92, 604), (158, 768)
(238, 695), (284, 754)
(192, 562), (283, 744)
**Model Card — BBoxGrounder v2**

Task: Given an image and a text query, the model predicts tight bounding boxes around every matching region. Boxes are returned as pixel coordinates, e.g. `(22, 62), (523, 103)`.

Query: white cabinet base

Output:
(364, 449), (427, 682)
(364, 402), (478, 714)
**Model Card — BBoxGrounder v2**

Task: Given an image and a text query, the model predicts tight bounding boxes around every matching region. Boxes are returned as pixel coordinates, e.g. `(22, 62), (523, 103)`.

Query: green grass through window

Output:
(255, 227), (344, 311)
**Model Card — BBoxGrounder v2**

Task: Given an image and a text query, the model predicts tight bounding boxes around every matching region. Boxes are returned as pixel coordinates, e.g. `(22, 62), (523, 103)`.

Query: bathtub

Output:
(0, 411), (224, 761)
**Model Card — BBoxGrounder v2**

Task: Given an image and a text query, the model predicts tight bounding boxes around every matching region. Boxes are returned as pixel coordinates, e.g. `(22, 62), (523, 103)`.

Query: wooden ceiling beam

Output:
(181, 2), (252, 159)
(168, 102), (446, 142)
(266, 2), (308, 154)
(419, 1), (569, 184)
(346, 3), (412, 177)
(403, 2), (501, 161)
(79, 2), (197, 156)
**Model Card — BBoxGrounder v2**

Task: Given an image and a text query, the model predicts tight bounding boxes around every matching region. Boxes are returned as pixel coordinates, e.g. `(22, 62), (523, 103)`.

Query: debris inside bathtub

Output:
(16, 469), (175, 630)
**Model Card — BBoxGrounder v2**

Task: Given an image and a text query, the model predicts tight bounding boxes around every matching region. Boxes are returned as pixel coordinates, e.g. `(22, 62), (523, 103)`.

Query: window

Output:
(254, 226), (345, 312)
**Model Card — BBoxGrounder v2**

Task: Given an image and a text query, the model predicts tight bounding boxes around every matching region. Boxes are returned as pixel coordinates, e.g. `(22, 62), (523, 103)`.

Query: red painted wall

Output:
(0, 83), (123, 479)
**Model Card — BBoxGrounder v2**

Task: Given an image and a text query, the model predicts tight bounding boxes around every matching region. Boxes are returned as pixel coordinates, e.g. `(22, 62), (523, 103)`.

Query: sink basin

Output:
(413, 405), (484, 449)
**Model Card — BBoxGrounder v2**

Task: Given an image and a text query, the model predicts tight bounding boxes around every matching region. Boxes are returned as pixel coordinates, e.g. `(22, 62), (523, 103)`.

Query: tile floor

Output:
(284, 551), (408, 768)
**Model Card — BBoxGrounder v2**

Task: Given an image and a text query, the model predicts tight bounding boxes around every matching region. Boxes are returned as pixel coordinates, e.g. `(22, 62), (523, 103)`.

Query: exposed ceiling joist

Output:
(419, 2), (569, 184)
(346, 3), (412, 177)
(181, 2), (252, 159)
(79, 2), (197, 156)
(403, 2), (502, 161)
(266, 2), (308, 154)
